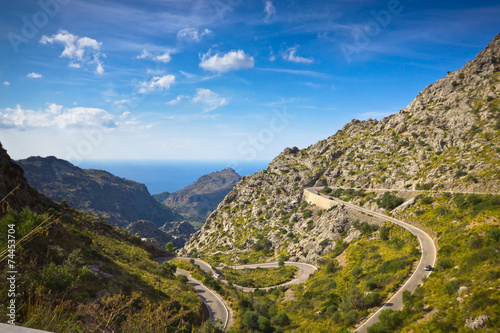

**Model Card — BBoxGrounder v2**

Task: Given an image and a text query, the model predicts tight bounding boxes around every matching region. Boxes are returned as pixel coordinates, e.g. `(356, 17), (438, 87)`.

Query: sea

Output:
(76, 160), (270, 195)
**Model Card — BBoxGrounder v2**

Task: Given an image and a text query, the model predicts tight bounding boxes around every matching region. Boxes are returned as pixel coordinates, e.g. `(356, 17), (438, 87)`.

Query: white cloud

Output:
(137, 50), (152, 59)
(2, 81), (10, 86)
(304, 82), (323, 88)
(27, 72), (43, 79)
(199, 50), (254, 73)
(282, 45), (314, 64)
(139, 75), (175, 93)
(153, 52), (172, 63)
(256, 67), (331, 79)
(40, 30), (104, 74)
(137, 49), (174, 63)
(264, 1), (276, 22)
(0, 104), (117, 130)
(46, 103), (63, 114)
(269, 48), (276, 61)
(179, 70), (197, 79)
(192, 88), (227, 112)
(177, 28), (212, 42)
(166, 95), (189, 105)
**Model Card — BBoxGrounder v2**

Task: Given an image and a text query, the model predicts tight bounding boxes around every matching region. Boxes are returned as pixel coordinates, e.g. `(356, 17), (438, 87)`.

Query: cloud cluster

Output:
(27, 72), (43, 79)
(40, 30), (104, 74)
(2, 81), (10, 86)
(139, 75), (176, 93)
(177, 28), (212, 42)
(200, 50), (254, 73)
(192, 88), (227, 112)
(137, 49), (174, 63)
(0, 104), (116, 130)
(282, 45), (314, 64)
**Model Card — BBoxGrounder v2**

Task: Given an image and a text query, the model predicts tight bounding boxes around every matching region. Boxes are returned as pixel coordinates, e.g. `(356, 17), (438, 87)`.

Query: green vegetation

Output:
(0, 207), (203, 332)
(395, 192), (500, 332)
(227, 221), (418, 332)
(376, 192), (404, 210)
(220, 266), (297, 288)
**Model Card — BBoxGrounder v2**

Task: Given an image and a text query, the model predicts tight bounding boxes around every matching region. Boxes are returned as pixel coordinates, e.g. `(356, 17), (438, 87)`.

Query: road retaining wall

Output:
(303, 190), (336, 210)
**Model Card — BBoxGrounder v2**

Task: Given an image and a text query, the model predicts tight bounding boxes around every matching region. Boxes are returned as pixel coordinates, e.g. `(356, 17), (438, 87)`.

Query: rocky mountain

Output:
(154, 168), (241, 227)
(182, 34), (500, 263)
(17, 156), (181, 228)
(0, 143), (55, 216)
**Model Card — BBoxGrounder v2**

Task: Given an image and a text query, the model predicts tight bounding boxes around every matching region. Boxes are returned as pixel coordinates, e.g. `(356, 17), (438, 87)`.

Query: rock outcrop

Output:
(0, 143), (55, 217)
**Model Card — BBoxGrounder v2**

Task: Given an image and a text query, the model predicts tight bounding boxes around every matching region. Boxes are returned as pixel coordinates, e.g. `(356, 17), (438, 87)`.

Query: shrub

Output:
(242, 311), (259, 330)
(253, 237), (273, 252)
(368, 310), (404, 332)
(416, 182), (434, 190)
(444, 279), (465, 295)
(176, 274), (188, 284)
(271, 312), (290, 326)
(303, 210), (312, 218)
(321, 186), (333, 194)
(376, 192), (404, 210)
(157, 261), (176, 278)
(343, 309), (359, 326)
(42, 263), (73, 291)
(165, 242), (177, 253)
(468, 237), (483, 250)
(467, 194), (483, 206)
(436, 258), (454, 270)
(365, 291), (383, 308)
(366, 280), (380, 291)
(489, 228), (500, 242)
(379, 226), (390, 240)
(420, 196), (433, 205)
(351, 266), (363, 278)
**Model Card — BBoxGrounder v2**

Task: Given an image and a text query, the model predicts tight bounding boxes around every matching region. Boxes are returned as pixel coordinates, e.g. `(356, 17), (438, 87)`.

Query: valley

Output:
(1, 31), (499, 333)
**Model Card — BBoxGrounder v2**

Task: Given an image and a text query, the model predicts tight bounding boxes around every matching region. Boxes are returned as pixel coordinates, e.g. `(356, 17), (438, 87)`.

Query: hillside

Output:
(0, 144), (55, 216)
(0, 144), (209, 332)
(17, 156), (181, 228)
(154, 168), (241, 228)
(179, 33), (500, 333)
(182, 34), (500, 263)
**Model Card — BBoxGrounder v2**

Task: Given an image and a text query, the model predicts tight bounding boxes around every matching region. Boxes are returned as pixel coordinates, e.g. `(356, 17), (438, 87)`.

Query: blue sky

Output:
(0, 0), (499, 163)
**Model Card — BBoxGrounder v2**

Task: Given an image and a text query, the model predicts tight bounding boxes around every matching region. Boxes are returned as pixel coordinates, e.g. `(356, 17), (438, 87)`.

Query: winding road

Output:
(161, 186), (441, 332)
(305, 188), (437, 333)
(156, 257), (230, 330)
(157, 257), (317, 331)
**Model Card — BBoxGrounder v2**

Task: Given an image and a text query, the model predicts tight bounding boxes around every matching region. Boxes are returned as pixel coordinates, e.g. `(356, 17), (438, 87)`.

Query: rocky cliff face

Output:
(17, 156), (181, 228)
(181, 34), (500, 263)
(154, 168), (241, 227)
(0, 143), (55, 217)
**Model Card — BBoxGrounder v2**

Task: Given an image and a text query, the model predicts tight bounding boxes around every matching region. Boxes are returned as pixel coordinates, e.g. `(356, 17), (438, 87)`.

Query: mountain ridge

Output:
(181, 33), (500, 263)
(16, 156), (181, 228)
(154, 168), (241, 227)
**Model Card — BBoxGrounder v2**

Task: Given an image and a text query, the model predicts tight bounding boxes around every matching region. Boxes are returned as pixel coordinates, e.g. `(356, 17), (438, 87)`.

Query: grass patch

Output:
(221, 266), (297, 288)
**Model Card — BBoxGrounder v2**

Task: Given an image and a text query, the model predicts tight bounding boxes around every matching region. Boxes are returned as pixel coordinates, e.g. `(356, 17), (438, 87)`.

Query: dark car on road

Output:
(424, 265), (432, 271)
